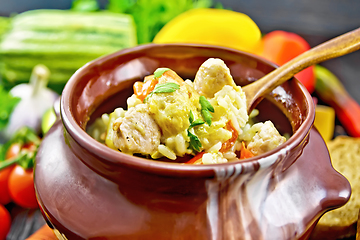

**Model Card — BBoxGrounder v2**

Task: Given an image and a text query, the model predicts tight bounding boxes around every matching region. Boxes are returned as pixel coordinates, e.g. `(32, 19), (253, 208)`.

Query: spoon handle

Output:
(244, 27), (360, 112)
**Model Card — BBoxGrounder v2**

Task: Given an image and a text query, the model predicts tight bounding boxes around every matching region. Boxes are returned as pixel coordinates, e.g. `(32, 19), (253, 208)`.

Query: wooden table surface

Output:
(6, 204), (45, 240)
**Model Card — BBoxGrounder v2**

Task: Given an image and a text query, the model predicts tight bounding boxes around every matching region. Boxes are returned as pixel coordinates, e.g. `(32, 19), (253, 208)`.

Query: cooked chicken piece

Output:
(247, 121), (286, 156)
(194, 58), (238, 98)
(112, 104), (161, 155)
(148, 70), (200, 139)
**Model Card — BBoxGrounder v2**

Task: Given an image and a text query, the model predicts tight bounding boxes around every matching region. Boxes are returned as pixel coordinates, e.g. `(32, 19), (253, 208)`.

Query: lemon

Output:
(153, 8), (262, 53)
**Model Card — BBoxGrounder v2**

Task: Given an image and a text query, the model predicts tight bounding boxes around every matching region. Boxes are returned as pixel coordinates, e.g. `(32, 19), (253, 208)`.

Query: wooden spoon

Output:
(243, 27), (360, 113)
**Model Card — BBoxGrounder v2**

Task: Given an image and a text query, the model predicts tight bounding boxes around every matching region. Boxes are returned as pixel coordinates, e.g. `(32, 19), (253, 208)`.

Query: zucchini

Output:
(2, 55), (97, 71)
(0, 9), (137, 93)
(0, 17), (10, 38)
(1, 40), (125, 55)
(11, 10), (136, 33)
(3, 30), (130, 47)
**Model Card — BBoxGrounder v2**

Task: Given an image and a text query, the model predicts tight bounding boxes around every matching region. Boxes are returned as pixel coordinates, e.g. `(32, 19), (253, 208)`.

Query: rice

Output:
(86, 58), (287, 164)
(158, 144), (177, 160)
(127, 94), (142, 108)
(202, 152), (228, 164)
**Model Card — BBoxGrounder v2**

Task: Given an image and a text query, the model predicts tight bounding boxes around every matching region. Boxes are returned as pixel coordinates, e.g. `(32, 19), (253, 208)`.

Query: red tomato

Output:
(0, 204), (11, 240)
(259, 30), (316, 93)
(0, 143), (22, 205)
(8, 165), (38, 209)
(0, 166), (14, 205)
(5, 143), (22, 159)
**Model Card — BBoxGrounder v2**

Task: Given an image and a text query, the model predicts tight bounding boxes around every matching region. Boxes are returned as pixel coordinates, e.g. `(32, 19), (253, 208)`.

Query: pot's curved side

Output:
(34, 44), (351, 240)
(260, 127), (350, 240)
(34, 120), (350, 240)
(36, 121), (215, 240)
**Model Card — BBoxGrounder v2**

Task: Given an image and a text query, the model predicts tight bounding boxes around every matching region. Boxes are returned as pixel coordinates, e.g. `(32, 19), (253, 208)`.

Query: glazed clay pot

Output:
(35, 44), (350, 240)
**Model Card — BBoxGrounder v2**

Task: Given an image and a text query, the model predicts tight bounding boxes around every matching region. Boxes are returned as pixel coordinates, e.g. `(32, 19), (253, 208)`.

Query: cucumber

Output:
(0, 9), (137, 91)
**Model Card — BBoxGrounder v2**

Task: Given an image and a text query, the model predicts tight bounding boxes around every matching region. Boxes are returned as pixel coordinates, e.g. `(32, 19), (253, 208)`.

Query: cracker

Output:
(310, 136), (360, 239)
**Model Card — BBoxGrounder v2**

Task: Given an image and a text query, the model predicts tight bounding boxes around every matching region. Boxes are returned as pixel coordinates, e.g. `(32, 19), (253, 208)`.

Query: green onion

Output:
(144, 82), (180, 102)
(199, 96), (214, 126)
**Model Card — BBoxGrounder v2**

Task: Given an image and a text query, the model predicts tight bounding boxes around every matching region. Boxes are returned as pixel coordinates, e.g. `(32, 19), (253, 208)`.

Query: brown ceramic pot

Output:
(34, 44), (350, 240)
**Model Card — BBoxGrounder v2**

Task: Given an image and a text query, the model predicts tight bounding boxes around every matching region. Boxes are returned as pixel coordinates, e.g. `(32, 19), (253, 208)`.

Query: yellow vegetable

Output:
(153, 8), (262, 53)
(41, 107), (57, 135)
(314, 105), (335, 142)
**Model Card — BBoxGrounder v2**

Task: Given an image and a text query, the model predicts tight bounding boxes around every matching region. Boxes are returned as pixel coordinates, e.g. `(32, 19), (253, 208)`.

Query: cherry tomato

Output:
(0, 166), (14, 205)
(5, 143), (22, 159)
(8, 165), (38, 209)
(0, 143), (21, 205)
(0, 204), (11, 240)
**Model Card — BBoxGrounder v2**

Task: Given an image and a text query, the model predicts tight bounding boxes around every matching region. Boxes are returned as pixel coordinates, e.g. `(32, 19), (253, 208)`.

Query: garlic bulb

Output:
(0, 64), (59, 141)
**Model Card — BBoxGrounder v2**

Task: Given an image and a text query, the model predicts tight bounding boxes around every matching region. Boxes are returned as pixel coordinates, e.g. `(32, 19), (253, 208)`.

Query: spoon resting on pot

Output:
(243, 27), (360, 113)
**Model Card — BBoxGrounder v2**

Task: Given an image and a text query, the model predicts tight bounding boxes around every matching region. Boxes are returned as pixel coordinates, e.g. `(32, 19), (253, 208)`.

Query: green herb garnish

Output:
(152, 82), (180, 93)
(0, 86), (20, 131)
(188, 110), (205, 129)
(201, 109), (213, 126)
(187, 110), (205, 152)
(144, 82), (180, 102)
(154, 68), (171, 78)
(189, 119), (205, 129)
(199, 96), (214, 126)
(189, 110), (195, 123)
(187, 130), (202, 152)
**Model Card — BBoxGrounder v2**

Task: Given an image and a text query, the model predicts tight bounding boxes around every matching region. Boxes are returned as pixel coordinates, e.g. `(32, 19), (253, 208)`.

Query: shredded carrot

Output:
(220, 121), (239, 153)
(133, 70), (185, 102)
(133, 75), (158, 102)
(185, 152), (205, 164)
(133, 81), (144, 97)
(163, 70), (184, 85)
(240, 141), (254, 159)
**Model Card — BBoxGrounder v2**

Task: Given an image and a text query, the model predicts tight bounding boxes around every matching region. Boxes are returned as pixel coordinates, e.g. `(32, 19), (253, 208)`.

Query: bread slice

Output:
(310, 136), (360, 239)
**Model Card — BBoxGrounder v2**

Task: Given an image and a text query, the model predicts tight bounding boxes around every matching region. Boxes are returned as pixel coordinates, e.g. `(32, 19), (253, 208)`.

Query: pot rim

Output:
(60, 43), (315, 177)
